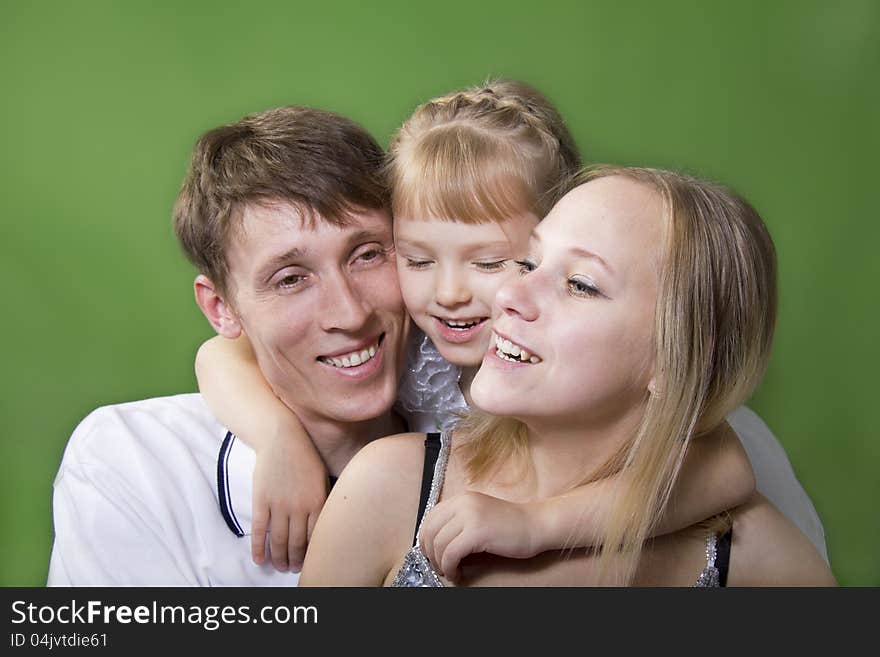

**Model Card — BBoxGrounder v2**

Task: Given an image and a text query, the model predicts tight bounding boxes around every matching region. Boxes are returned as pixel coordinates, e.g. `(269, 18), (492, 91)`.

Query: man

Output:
(47, 106), (410, 585)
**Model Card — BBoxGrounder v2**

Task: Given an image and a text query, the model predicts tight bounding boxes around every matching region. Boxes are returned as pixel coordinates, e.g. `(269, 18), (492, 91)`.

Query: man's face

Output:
(223, 202), (408, 428)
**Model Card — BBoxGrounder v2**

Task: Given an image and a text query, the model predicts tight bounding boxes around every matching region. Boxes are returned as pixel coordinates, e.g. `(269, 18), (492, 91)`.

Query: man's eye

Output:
(405, 258), (432, 270)
(277, 274), (306, 288)
(514, 259), (536, 275)
(356, 248), (387, 264)
(475, 260), (507, 272)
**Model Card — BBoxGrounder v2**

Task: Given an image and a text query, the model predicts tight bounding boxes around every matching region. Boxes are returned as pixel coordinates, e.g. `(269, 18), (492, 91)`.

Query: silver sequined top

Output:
(391, 432), (728, 588)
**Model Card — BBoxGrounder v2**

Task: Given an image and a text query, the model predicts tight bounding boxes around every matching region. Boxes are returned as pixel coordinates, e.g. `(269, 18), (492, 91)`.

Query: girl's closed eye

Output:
(474, 259), (508, 272)
(404, 257), (433, 270)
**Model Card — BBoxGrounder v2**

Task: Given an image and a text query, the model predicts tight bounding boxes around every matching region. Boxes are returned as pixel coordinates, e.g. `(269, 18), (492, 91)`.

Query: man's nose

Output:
(435, 266), (472, 308)
(318, 272), (371, 332)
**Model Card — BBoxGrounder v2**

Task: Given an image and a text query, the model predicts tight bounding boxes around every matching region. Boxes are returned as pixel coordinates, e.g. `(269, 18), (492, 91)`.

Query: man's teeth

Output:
(494, 333), (541, 364)
(321, 343), (378, 368)
(442, 318), (481, 329)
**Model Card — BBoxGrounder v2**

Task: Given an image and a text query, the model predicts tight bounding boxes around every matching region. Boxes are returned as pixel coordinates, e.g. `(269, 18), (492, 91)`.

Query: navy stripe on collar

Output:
(217, 431), (245, 537)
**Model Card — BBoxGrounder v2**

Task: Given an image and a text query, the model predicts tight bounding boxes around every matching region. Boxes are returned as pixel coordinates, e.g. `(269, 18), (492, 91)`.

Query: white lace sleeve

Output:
(395, 328), (469, 433)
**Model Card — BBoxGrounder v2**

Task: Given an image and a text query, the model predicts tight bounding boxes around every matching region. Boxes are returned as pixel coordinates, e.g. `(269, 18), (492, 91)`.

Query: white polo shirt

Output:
(47, 393), (299, 587)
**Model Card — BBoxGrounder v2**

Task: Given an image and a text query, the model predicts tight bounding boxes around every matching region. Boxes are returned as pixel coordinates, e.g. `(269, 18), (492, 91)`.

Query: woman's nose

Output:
(495, 273), (539, 321)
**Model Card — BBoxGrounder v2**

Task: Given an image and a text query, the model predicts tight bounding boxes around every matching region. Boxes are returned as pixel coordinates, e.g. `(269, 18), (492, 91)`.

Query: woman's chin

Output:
(468, 374), (505, 413)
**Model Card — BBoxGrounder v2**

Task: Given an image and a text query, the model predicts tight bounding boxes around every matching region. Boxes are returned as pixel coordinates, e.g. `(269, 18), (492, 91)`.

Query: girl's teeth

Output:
(444, 319), (479, 329)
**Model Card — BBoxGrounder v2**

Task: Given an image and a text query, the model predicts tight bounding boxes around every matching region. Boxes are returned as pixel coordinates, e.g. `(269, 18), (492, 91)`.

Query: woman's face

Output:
(394, 211), (538, 367)
(470, 176), (665, 426)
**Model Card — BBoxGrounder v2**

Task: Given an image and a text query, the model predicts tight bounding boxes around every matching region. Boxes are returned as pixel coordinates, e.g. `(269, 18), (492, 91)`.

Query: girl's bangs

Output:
(392, 127), (537, 224)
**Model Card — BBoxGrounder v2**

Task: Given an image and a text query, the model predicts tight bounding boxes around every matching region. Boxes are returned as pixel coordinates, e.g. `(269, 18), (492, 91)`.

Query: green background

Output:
(2, 1), (877, 586)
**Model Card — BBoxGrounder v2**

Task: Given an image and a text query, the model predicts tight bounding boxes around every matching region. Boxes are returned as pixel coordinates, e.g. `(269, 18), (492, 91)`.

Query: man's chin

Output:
(322, 382), (399, 424)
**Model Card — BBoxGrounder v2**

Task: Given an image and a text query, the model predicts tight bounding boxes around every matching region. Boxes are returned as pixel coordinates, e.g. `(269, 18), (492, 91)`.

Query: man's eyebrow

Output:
(346, 228), (392, 246)
(258, 246), (304, 281)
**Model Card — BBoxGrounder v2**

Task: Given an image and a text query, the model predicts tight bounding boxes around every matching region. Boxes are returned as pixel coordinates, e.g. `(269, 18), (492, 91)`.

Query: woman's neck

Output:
(512, 404), (647, 501)
(458, 365), (479, 407)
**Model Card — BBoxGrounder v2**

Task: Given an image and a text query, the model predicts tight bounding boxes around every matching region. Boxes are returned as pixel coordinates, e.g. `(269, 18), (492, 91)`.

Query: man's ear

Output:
(194, 274), (242, 339)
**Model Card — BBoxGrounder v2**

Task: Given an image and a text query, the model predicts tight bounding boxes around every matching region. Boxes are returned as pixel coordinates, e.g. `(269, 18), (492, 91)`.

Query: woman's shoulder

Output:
(350, 432), (431, 473)
(332, 432), (432, 508)
(728, 492), (837, 586)
(300, 432), (432, 585)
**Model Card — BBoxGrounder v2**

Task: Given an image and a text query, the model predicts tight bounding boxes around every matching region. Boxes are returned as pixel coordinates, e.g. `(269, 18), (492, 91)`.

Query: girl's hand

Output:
(251, 429), (329, 572)
(418, 491), (544, 581)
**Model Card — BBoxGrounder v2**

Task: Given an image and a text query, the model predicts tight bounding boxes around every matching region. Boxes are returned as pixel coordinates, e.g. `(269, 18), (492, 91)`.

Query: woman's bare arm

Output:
(300, 433), (426, 586)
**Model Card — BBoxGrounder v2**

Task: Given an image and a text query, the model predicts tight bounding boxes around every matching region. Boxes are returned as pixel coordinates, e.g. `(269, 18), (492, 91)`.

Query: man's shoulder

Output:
(58, 393), (227, 475)
(78, 392), (219, 427)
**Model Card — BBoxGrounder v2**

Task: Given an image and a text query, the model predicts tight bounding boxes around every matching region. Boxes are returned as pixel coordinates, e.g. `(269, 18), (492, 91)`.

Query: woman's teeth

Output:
(320, 342), (378, 368)
(494, 333), (541, 364)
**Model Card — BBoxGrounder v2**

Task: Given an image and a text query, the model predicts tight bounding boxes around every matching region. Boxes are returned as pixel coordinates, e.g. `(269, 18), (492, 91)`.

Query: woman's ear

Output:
(193, 274), (242, 339)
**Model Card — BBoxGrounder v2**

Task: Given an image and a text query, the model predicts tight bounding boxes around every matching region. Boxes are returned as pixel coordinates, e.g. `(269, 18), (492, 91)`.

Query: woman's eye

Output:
(514, 259), (536, 275)
(404, 258), (432, 270)
(568, 277), (601, 298)
(475, 259), (507, 272)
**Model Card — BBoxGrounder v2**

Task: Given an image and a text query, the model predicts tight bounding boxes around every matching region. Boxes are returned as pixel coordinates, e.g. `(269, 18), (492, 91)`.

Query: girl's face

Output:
(393, 211), (538, 367)
(470, 176), (664, 426)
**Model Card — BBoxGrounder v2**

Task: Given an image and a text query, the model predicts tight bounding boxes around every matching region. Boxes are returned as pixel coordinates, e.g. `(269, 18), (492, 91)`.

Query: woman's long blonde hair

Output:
(386, 79), (581, 224)
(458, 165), (778, 584)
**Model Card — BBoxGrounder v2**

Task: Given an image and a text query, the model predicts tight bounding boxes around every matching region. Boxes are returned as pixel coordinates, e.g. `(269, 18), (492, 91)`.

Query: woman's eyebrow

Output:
(569, 246), (614, 274)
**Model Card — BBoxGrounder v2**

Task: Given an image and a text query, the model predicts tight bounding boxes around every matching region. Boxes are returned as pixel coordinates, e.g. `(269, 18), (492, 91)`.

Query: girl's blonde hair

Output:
(387, 79), (581, 224)
(458, 165), (778, 584)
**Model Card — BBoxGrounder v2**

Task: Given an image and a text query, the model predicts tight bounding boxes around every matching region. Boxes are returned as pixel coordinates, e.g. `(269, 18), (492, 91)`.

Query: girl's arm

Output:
(195, 335), (328, 572)
(419, 421), (755, 580)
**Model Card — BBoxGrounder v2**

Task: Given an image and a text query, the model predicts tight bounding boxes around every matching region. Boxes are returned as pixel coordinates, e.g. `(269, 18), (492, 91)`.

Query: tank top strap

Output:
(715, 528), (732, 586)
(411, 432), (451, 546)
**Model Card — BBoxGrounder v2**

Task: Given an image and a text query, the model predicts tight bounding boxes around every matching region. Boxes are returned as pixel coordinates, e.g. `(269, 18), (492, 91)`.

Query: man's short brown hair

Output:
(173, 106), (388, 295)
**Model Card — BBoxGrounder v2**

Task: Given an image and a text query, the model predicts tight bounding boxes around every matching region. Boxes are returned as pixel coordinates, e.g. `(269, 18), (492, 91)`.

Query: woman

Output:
(299, 165), (835, 586)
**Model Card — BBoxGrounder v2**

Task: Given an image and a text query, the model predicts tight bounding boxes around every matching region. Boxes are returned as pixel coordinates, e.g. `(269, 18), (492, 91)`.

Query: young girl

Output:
(195, 81), (811, 576)
(299, 166), (835, 586)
